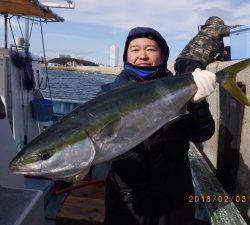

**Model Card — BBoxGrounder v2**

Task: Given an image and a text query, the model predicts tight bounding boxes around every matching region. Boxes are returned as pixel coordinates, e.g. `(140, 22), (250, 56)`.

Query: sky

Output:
(1, 0), (250, 66)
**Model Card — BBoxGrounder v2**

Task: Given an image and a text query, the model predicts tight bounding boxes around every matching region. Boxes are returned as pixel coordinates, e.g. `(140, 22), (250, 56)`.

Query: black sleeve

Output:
(181, 99), (215, 143)
(97, 71), (129, 95)
(111, 71), (130, 89)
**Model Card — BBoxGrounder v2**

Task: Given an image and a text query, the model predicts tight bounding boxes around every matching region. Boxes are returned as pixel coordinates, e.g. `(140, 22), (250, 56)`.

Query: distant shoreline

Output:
(43, 62), (176, 75)
(43, 65), (122, 75)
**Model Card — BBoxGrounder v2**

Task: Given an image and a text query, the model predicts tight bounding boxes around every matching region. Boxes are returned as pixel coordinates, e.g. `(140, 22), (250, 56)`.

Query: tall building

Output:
(110, 44), (119, 67)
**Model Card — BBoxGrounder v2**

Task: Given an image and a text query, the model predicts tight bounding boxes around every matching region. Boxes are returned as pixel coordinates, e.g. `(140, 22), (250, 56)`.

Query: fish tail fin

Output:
(216, 59), (250, 106)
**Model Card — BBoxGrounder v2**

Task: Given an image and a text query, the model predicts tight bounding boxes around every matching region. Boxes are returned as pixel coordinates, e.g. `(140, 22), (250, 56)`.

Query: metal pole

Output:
(4, 14), (8, 49)
(24, 18), (30, 48)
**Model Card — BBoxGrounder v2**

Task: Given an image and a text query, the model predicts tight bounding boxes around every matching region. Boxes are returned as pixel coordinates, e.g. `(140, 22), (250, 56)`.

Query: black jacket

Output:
(104, 68), (215, 218)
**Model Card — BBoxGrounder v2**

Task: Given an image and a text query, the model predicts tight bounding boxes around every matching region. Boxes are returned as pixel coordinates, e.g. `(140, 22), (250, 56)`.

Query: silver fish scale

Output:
(90, 77), (196, 164)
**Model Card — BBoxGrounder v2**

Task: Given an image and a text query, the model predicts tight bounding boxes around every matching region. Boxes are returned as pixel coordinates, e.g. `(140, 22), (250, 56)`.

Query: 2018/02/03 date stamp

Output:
(189, 195), (247, 203)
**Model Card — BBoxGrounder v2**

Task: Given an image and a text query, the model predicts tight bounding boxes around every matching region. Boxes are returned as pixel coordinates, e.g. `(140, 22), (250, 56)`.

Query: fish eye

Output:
(40, 151), (51, 160)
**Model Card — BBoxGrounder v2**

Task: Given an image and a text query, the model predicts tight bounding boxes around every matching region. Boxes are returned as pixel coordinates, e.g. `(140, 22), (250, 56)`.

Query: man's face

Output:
(127, 38), (162, 66)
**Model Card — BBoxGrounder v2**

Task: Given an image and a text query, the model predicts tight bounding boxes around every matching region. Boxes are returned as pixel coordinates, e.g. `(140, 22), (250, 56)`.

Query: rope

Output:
(29, 20), (35, 42)
(19, 68), (28, 145)
(9, 16), (19, 52)
(17, 17), (24, 39)
(54, 179), (106, 195)
(39, 18), (53, 102)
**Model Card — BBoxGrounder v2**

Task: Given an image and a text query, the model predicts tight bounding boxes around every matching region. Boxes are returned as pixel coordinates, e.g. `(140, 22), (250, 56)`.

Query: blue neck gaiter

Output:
(124, 63), (160, 78)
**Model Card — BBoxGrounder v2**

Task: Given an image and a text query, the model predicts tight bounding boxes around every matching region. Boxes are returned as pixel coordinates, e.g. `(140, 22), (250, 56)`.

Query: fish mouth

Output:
(9, 160), (20, 172)
(9, 159), (42, 174)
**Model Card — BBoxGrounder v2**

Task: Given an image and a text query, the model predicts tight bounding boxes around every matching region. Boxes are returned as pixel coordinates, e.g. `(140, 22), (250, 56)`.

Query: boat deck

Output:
(56, 179), (106, 225)
(55, 145), (248, 225)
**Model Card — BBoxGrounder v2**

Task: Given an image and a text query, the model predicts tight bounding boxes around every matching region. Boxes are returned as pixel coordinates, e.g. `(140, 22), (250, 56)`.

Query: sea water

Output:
(40, 70), (116, 101)
(40, 70), (115, 179)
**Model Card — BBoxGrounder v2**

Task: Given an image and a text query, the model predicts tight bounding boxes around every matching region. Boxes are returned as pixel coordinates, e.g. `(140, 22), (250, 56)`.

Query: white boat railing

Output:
(45, 98), (84, 117)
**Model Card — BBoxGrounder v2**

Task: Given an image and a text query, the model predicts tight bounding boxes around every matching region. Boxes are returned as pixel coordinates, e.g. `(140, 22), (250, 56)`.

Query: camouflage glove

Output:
(191, 68), (216, 103)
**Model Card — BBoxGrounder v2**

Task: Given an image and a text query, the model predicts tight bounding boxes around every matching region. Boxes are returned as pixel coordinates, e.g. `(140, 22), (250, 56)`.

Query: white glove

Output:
(191, 68), (216, 103)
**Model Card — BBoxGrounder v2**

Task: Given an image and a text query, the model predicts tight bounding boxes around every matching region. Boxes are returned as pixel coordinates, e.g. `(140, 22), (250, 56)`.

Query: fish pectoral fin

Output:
(74, 167), (90, 181)
(58, 167), (90, 182)
(178, 105), (188, 116)
(97, 118), (121, 142)
(165, 106), (188, 126)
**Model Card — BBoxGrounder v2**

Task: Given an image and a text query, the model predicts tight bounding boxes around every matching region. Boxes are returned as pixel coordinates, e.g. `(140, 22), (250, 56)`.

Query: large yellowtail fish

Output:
(9, 60), (250, 180)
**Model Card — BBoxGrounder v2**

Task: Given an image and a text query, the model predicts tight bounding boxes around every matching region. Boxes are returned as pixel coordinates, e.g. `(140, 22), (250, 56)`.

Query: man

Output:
(175, 16), (241, 73)
(104, 27), (216, 225)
